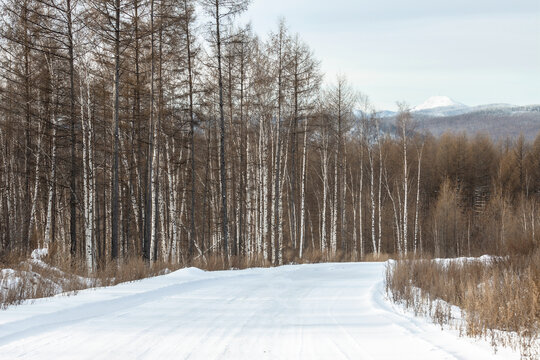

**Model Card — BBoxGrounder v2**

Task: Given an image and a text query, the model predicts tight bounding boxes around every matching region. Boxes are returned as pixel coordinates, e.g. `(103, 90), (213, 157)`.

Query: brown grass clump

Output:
(190, 254), (272, 271)
(0, 254), (92, 309)
(363, 252), (392, 262)
(0, 247), (181, 309)
(385, 249), (540, 359)
(187, 248), (393, 270)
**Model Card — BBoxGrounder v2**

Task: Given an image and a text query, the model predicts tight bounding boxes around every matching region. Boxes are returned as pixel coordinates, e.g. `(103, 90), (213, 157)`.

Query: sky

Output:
(239, 0), (540, 111)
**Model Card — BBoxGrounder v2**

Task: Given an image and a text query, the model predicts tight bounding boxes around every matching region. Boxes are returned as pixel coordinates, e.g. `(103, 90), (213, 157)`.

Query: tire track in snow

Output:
(326, 288), (376, 360)
(0, 272), (256, 348)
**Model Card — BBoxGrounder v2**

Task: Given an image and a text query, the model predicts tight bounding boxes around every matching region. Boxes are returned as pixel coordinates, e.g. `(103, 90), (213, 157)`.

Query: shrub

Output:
(385, 251), (540, 359)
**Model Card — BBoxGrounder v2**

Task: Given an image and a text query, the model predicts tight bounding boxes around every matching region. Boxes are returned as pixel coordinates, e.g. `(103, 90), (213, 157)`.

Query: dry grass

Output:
(188, 248), (395, 270)
(363, 252), (393, 262)
(0, 243), (181, 309)
(1, 253), (92, 309)
(190, 254), (273, 271)
(385, 249), (540, 359)
(285, 248), (396, 264)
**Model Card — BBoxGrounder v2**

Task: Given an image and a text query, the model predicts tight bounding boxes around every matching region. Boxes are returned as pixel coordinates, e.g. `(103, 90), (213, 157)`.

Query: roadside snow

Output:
(1, 249), (95, 307)
(0, 269), (19, 290)
(431, 254), (505, 266)
(0, 263), (520, 359)
(30, 248), (49, 261)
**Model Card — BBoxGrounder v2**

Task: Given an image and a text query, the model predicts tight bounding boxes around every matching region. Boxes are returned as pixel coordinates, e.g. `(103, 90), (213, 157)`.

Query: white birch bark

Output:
(278, 136), (289, 265)
(369, 149), (377, 254)
(271, 118), (277, 264)
(347, 168), (357, 259)
(27, 123), (43, 246)
(377, 120), (383, 255)
(81, 71), (94, 272)
(260, 119), (268, 259)
(413, 142), (424, 254)
(158, 171), (166, 261)
(210, 149), (218, 253)
(396, 182), (404, 255)
(402, 133), (408, 255)
(246, 131), (253, 258)
(320, 134), (329, 254)
(352, 190), (357, 259)
(299, 116), (308, 258)
(532, 203), (536, 242)
(341, 155), (347, 253)
(331, 151), (338, 255)
(384, 170), (401, 255)
(359, 142), (364, 259)
(166, 141), (179, 263)
(44, 57), (57, 248)
(150, 128), (158, 261)
(44, 120), (57, 247)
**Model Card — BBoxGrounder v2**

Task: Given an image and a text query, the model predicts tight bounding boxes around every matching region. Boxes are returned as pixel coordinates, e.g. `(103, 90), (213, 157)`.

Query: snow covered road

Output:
(0, 262), (518, 359)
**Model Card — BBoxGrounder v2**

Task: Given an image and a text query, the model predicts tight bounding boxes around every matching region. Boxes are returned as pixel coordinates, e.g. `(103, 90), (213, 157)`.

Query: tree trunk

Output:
(67, 0), (77, 259)
(215, 1), (229, 262)
(111, 0), (121, 260)
(299, 115), (308, 258)
(414, 142), (424, 254)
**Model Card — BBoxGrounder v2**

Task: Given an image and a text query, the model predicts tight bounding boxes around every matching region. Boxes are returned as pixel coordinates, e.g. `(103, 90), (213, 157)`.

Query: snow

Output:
(1, 249), (96, 308)
(431, 254), (504, 267)
(413, 96), (466, 111)
(0, 263), (520, 359)
(0, 269), (19, 290)
(30, 248), (49, 261)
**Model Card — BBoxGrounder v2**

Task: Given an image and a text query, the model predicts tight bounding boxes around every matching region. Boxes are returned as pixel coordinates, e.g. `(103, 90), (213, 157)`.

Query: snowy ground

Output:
(0, 262), (519, 359)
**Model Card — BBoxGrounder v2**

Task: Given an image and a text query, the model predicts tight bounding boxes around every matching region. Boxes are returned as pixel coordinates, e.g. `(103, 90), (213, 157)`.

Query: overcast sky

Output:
(239, 0), (540, 110)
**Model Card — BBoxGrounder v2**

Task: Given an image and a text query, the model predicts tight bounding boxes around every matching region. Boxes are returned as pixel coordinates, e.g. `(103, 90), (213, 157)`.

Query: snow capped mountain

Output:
(376, 98), (540, 140)
(377, 96), (470, 118)
(379, 97), (540, 117)
(412, 96), (466, 112)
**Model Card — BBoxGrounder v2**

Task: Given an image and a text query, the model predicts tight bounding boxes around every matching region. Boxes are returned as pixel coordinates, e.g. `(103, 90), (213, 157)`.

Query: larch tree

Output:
(323, 76), (357, 255)
(201, 0), (250, 264)
(286, 34), (321, 258)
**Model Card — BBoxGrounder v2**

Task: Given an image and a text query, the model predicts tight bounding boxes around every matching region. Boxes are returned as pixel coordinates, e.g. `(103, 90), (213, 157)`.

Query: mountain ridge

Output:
(379, 97), (540, 119)
(377, 99), (540, 140)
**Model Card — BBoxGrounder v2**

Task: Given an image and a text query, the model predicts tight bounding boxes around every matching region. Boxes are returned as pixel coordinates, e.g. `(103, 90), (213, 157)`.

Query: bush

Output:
(385, 251), (540, 359)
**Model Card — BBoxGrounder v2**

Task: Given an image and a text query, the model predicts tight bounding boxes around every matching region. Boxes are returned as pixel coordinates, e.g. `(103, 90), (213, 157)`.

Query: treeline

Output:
(0, 0), (539, 271)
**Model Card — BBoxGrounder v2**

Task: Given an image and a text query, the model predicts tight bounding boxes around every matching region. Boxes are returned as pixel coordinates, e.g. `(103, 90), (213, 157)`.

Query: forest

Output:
(0, 0), (539, 273)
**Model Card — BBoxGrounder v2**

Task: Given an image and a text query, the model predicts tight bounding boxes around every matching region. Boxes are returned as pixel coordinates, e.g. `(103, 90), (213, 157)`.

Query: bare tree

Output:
(201, 0), (250, 264)
(323, 75), (357, 255)
(396, 102), (413, 255)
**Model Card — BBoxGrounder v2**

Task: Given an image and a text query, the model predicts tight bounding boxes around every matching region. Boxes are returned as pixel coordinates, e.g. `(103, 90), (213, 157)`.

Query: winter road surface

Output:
(0, 262), (518, 359)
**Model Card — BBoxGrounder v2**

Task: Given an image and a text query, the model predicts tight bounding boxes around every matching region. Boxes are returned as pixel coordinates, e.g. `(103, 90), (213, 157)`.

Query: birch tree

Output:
(396, 103), (413, 255)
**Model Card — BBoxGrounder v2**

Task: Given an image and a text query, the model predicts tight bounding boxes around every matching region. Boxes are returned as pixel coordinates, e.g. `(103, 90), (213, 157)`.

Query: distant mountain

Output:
(410, 96), (467, 117)
(416, 105), (540, 140)
(378, 110), (397, 118)
(379, 96), (469, 118)
(377, 97), (540, 140)
(413, 96), (466, 111)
